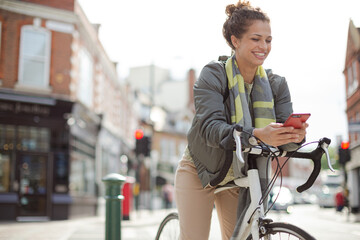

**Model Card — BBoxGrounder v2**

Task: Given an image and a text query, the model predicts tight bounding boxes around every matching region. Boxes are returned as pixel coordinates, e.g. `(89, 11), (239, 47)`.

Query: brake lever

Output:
(320, 138), (334, 172)
(233, 129), (244, 164)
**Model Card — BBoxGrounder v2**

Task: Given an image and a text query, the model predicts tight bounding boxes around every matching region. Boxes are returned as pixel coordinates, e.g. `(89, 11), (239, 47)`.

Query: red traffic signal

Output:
(341, 141), (349, 149)
(339, 141), (351, 164)
(134, 129), (144, 140)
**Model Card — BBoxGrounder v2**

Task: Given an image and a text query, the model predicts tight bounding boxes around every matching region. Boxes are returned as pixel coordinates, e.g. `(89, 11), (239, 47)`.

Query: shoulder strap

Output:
(218, 56), (230, 103)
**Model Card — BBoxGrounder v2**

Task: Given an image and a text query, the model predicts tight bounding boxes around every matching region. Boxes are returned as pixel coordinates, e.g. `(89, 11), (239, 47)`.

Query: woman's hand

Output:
(291, 122), (308, 143)
(253, 122), (308, 147)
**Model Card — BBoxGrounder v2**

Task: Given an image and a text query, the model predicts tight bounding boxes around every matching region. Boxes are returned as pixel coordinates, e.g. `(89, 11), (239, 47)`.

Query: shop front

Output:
(346, 144), (360, 220)
(67, 102), (101, 218)
(0, 90), (72, 220)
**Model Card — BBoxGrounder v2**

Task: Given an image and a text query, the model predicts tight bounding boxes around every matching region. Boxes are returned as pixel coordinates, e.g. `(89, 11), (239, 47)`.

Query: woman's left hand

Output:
(290, 122), (308, 143)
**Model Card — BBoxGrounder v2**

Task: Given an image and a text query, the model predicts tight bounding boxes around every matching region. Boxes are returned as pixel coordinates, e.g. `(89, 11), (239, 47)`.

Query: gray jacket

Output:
(187, 60), (299, 188)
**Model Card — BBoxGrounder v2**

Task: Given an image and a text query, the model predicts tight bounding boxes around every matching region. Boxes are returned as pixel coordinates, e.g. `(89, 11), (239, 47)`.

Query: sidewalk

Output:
(122, 208), (173, 240)
(3, 205), (353, 240)
(0, 209), (173, 240)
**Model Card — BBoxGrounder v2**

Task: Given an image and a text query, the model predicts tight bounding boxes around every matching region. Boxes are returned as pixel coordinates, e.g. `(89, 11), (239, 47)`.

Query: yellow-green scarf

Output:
(225, 55), (275, 129)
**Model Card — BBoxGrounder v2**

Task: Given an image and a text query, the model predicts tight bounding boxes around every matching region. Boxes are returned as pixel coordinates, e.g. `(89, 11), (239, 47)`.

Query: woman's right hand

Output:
(253, 122), (303, 147)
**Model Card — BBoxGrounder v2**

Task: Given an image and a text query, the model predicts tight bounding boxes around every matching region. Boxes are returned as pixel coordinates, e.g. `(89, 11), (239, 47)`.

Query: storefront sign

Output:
(0, 102), (50, 116)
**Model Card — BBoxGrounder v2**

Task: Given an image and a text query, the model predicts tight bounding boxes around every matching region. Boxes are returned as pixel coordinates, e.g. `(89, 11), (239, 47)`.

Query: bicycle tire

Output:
(155, 212), (180, 240)
(247, 222), (316, 240)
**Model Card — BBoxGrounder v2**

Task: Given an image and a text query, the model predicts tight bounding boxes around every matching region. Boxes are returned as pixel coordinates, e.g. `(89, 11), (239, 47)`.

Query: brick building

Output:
(344, 19), (360, 219)
(0, 0), (137, 220)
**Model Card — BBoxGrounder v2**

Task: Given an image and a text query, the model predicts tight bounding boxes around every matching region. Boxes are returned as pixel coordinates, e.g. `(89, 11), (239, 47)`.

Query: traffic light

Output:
(134, 129), (151, 157)
(134, 129), (144, 140)
(339, 141), (350, 165)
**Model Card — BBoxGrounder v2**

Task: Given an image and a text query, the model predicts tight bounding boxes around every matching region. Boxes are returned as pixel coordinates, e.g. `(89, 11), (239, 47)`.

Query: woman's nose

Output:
(259, 40), (267, 50)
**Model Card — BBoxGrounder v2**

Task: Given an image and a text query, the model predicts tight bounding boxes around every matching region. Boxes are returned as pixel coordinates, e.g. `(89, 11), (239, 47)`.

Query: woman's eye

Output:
(266, 39), (272, 43)
(251, 38), (259, 41)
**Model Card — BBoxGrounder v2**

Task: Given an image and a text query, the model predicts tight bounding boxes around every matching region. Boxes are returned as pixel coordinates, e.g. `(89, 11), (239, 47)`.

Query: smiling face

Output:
(231, 20), (272, 70)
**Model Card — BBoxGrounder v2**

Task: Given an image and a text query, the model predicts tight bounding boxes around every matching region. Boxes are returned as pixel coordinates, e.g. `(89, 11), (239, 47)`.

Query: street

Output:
(267, 205), (360, 240)
(0, 204), (359, 240)
(123, 204), (360, 240)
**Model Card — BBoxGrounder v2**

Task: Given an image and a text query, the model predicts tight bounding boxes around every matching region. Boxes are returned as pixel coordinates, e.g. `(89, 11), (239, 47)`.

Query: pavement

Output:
(0, 208), (173, 240)
(1, 205), (359, 240)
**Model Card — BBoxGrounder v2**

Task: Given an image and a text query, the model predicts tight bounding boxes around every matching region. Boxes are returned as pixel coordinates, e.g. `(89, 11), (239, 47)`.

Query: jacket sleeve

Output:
(193, 61), (233, 148)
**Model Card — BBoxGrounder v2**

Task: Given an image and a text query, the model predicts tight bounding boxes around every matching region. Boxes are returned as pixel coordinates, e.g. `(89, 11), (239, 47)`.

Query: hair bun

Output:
(225, 1), (252, 17)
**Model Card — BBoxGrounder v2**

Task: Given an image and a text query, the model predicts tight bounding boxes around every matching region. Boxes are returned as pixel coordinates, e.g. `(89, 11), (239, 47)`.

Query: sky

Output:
(78, 0), (360, 146)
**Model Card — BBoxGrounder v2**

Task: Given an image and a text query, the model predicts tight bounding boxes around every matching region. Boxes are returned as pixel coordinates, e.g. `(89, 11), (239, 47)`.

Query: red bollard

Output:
(122, 176), (135, 220)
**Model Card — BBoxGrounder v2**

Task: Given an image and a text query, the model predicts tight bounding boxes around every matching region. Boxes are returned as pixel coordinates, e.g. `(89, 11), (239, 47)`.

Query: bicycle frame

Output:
(234, 169), (264, 240)
(215, 168), (266, 239)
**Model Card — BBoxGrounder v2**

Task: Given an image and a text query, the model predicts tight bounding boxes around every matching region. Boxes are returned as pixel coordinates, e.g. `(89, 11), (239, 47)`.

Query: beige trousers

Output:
(174, 158), (239, 240)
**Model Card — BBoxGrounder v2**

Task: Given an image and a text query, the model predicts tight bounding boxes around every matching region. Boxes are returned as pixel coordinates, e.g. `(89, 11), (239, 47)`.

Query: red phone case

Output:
(283, 113), (310, 129)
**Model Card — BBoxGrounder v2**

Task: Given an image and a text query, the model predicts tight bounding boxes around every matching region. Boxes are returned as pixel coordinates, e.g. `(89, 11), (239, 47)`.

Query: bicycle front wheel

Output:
(155, 212), (180, 240)
(248, 222), (316, 240)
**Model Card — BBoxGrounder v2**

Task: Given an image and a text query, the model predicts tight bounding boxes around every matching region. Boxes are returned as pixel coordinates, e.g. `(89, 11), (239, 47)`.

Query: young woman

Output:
(174, 1), (308, 239)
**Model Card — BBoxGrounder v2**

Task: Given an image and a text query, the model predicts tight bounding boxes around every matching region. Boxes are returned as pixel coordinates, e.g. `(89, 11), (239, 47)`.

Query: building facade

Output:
(344, 19), (360, 219)
(0, 0), (137, 220)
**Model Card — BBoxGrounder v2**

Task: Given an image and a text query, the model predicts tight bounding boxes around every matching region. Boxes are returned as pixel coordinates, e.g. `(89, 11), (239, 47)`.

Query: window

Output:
(0, 124), (15, 192)
(347, 60), (358, 96)
(17, 126), (50, 152)
(69, 156), (95, 196)
(353, 61), (358, 84)
(101, 148), (119, 178)
(77, 48), (94, 108)
(18, 25), (51, 88)
(53, 152), (69, 193)
(160, 138), (176, 163)
(69, 136), (96, 196)
(0, 22), (2, 59)
(0, 124), (15, 151)
(0, 154), (10, 192)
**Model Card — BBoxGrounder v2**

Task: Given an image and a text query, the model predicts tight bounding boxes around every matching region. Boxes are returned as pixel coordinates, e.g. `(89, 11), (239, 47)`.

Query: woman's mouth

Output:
(253, 52), (266, 59)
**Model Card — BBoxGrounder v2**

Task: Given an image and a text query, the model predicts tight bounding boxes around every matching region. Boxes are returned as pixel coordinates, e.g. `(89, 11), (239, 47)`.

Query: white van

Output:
(318, 170), (343, 208)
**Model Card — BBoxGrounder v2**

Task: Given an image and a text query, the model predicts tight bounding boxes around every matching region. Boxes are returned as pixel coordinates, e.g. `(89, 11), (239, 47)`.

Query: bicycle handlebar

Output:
(229, 126), (332, 193)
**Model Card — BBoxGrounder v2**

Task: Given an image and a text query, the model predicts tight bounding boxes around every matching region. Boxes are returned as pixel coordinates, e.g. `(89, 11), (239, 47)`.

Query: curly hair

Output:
(223, 1), (270, 50)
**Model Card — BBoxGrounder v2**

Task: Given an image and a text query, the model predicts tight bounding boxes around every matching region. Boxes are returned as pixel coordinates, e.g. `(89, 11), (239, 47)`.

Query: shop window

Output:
(53, 152), (69, 193)
(0, 125), (15, 192)
(17, 126), (50, 152)
(0, 124), (15, 151)
(18, 25), (51, 88)
(0, 153), (10, 192)
(69, 156), (95, 195)
(101, 148), (119, 177)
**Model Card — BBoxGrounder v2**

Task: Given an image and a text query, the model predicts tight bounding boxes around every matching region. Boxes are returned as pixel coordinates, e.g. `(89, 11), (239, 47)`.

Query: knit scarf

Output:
(225, 55), (275, 129)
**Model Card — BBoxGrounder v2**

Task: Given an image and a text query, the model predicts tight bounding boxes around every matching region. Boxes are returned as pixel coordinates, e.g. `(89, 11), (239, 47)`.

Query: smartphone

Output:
(283, 113), (311, 129)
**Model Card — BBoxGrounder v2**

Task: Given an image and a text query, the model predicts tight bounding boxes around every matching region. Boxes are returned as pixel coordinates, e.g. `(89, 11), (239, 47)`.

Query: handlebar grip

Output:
(296, 148), (323, 193)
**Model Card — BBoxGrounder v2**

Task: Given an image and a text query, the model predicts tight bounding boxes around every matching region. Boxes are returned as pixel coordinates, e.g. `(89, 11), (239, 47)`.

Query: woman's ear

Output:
(231, 35), (239, 48)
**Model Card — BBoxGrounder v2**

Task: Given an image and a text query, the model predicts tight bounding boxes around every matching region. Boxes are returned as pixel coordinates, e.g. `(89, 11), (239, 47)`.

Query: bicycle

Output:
(155, 125), (333, 240)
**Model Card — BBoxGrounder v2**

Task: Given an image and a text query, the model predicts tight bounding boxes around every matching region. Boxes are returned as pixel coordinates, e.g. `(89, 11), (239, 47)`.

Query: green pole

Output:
(102, 173), (126, 240)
